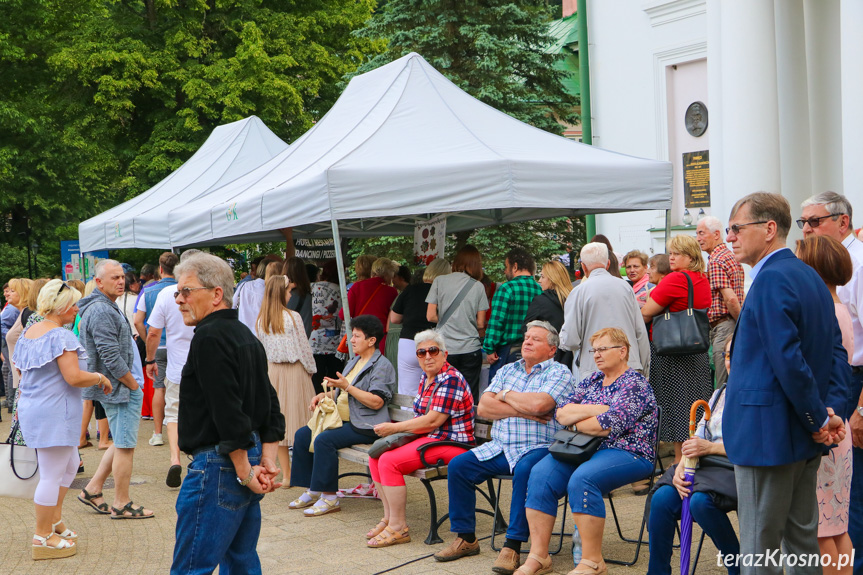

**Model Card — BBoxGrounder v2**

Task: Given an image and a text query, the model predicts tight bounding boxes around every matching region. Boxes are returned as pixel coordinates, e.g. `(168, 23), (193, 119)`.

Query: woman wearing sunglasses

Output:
(290, 315), (396, 516)
(365, 330), (475, 548)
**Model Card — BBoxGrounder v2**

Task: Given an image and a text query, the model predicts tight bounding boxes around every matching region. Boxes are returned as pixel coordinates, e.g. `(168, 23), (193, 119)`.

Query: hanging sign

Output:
(413, 215), (446, 266)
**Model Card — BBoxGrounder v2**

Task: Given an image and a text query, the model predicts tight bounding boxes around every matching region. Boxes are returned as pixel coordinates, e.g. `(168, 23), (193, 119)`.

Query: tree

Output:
(355, 0), (579, 135)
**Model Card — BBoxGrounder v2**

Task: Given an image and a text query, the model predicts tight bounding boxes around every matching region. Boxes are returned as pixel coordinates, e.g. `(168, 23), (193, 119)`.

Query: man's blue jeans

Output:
(447, 448), (548, 541)
(171, 438), (264, 575)
(647, 485), (740, 575)
(847, 370), (863, 574)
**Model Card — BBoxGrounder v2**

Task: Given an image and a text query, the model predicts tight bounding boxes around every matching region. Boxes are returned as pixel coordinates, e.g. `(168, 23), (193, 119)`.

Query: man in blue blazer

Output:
(723, 192), (850, 575)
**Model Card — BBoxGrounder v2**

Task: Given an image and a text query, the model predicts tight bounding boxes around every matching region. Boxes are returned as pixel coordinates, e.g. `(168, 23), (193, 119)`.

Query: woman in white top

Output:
(256, 275), (317, 484)
(119, 272), (141, 331)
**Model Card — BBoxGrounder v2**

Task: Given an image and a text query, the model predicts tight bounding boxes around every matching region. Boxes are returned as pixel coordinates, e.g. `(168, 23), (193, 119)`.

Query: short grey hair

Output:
(580, 242), (609, 269)
(175, 253), (235, 308)
(94, 259), (122, 279)
(180, 248), (202, 261)
(802, 191), (854, 228)
(698, 215), (723, 235)
(525, 320), (560, 348)
(414, 329), (446, 352)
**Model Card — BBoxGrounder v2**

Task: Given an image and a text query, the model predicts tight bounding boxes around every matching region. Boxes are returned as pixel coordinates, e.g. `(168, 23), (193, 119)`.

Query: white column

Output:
(706, 0), (726, 220)
(841, 0), (863, 205)
(718, 0), (781, 215)
(804, 0), (844, 197)
(774, 0), (812, 239)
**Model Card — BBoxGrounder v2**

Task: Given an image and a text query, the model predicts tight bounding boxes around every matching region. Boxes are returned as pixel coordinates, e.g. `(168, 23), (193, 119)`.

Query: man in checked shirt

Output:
(435, 321), (575, 575)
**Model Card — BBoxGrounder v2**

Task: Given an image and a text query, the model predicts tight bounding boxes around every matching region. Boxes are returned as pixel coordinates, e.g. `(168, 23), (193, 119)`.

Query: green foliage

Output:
(355, 0), (579, 135)
(348, 216), (584, 283)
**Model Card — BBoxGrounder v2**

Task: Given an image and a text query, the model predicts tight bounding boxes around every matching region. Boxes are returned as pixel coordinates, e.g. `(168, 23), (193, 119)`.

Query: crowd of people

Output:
(1, 190), (861, 575)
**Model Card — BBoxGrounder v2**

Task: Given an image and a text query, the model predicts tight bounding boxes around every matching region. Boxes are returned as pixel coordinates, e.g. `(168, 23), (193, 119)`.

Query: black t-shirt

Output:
(391, 283), (435, 340)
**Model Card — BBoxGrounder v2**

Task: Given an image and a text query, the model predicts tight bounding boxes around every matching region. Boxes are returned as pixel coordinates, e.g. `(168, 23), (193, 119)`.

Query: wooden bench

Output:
(337, 393), (500, 544)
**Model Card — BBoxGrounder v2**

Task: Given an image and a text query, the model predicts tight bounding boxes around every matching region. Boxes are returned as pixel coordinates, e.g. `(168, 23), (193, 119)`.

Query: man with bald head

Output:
(696, 215), (744, 385)
(78, 259), (154, 519)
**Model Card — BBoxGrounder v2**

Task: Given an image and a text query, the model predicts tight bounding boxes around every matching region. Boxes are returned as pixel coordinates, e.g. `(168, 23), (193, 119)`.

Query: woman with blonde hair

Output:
(7, 279), (49, 390)
(256, 275), (317, 484)
(390, 258), (451, 396)
(14, 279), (112, 560)
(522, 260), (573, 365)
(641, 234), (712, 463)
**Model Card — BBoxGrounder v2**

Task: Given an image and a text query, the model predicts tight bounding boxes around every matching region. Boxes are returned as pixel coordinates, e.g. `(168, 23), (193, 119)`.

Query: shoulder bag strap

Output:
(437, 278), (476, 328)
(682, 271), (694, 310)
(357, 284), (384, 316)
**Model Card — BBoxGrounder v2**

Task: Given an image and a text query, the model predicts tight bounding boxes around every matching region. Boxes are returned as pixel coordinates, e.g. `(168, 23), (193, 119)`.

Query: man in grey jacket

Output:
(77, 259), (154, 519)
(559, 242), (651, 381)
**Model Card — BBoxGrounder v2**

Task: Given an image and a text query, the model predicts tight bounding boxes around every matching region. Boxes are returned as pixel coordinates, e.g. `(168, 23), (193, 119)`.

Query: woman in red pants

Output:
(366, 330), (475, 548)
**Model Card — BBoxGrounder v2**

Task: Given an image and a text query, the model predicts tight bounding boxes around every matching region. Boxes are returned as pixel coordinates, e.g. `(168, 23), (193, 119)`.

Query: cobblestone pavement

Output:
(0, 416), (730, 574)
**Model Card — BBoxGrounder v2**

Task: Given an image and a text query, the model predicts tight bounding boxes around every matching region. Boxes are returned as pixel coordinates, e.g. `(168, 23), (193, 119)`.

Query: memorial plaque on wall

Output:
(683, 150), (710, 208)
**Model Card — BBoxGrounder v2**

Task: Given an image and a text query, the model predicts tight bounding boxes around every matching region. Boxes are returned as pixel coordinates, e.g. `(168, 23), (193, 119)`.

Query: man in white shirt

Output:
(146, 270), (196, 488)
(559, 242), (650, 381)
(800, 191), (863, 571)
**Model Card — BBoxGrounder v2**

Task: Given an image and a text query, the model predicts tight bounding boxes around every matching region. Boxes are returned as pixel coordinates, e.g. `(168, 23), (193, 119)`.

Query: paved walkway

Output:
(0, 416), (730, 574)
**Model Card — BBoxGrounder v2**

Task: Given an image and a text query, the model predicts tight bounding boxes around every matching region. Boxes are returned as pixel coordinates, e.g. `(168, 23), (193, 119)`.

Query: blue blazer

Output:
(722, 249), (851, 467)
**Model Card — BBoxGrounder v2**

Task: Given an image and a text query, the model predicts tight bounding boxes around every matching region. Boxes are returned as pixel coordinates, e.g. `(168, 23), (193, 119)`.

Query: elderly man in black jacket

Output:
(170, 253), (285, 575)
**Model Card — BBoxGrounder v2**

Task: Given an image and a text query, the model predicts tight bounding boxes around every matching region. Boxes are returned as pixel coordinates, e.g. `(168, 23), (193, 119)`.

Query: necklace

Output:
(43, 318), (64, 328)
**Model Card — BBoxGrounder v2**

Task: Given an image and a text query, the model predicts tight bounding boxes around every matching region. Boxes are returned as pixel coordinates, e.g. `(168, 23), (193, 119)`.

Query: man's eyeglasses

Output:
(173, 286), (213, 299)
(416, 346), (441, 358)
(589, 345), (624, 355)
(725, 221), (769, 235)
(795, 213), (843, 229)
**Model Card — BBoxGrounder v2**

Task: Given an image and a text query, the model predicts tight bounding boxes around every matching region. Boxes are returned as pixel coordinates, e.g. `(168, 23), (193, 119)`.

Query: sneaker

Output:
(148, 433), (164, 446)
(434, 537), (480, 562)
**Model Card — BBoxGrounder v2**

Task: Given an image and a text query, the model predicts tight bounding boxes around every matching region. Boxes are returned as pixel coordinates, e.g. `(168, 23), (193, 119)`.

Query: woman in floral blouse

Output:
(517, 327), (658, 575)
(256, 275), (317, 485)
(308, 260), (343, 395)
(365, 329), (474, 549)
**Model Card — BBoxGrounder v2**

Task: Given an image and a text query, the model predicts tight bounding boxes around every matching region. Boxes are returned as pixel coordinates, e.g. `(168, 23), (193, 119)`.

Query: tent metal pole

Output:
(331, 218), (354, 359)
(664, 209), (672, 253)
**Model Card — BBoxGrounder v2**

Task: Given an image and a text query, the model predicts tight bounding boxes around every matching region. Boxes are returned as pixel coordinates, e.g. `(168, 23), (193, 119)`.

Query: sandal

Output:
(566, 558), (608, 575)
(77, 488), (110, 514)
(514, 553), (553, 575)
(303, 497), (340, 516)
(79, 441), (93, 449)
(288, 490), (317, 509)
(32, 533), (76, 560)
(366, 518), (389, 539)
(52, 520), (77, 540)
(367, 525), (411, 548)
(110, 501), (155, 520)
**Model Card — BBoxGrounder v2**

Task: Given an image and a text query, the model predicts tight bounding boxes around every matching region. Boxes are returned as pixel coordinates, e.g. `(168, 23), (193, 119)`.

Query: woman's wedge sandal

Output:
(110, 501), (155, 519)
(77, 488), (110, 514)
(367, 526), (411, 548)
(51, 520), (77, 540)
(32, 534), (76, 561)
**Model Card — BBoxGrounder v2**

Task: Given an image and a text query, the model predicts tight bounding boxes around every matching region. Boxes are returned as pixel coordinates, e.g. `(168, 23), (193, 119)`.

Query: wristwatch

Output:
(144, 359), (156, 366)
(856, 405), (863, 418)
(499, 389), (510, 402)
(237, 468), (255, 486)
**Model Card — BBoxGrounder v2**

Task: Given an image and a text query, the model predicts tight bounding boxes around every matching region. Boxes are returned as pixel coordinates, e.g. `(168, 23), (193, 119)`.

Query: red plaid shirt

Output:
(707, 243), (744, 322)
(413, 362), (475, 443)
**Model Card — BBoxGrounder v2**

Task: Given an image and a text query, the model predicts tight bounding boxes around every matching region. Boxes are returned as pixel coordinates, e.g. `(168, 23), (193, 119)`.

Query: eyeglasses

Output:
(795, 213), (843, 229)
(57, 282), (69, 296)
(415, 346), (441, 358)
(588, 345), (624, 355)
(725, 221), (769, 235)
(173, 286), (213, 299)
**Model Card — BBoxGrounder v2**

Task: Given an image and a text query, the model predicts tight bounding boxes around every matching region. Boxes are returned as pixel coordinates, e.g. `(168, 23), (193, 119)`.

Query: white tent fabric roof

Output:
(165, 53), (671, 247)
(78, 116), (289, 252)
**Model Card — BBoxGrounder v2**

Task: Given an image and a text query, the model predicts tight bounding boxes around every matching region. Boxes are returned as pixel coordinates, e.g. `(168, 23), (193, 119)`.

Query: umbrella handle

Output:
(689, 399), (711, 438)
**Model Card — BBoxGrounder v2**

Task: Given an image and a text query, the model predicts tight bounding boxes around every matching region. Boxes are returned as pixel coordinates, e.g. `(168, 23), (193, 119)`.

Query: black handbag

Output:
(548, 428), (603, 465)
(651, 272), (709, 356)
(367, 432), (418, 459)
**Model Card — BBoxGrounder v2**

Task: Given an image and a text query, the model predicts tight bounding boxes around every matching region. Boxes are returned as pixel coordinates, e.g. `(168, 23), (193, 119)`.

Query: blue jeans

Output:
(171, 438), (264, 575)
(847, 370), (863, 575)
(526, 449), (653, 518)
(488, 343), (519, 382)
(101, 388), (144, 449)
(291, 424), (376, 492)
(648, 485), (740, 575)
(447, 448), (548, 541)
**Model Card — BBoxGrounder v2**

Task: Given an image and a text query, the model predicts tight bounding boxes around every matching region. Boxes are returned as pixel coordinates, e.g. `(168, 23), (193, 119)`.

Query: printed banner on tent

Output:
(60, 240), (109, 282)
(414, 215), (446, 266)
(293, 238), (336, 262)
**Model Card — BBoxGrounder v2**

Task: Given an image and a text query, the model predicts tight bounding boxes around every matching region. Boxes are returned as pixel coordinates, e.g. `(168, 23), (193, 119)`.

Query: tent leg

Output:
(664, 209), (672, 253)
(331, 219), (354, 359)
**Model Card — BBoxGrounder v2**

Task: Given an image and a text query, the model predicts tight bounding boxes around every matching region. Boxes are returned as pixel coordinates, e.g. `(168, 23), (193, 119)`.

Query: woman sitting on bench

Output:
(290, 315), (395, 516)
(365, 329), (475, 548)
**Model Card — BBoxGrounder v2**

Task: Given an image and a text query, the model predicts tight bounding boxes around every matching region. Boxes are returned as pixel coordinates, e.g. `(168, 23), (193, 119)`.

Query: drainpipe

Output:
(577, 0), (596, 241)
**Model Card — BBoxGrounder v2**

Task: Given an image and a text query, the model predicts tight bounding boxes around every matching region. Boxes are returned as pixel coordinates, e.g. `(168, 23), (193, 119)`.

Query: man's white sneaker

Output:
(148, 433), (164, 446)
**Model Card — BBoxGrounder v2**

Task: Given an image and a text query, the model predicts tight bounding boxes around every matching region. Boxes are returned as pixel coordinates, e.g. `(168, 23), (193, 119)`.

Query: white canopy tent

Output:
(78, 115), (289, 252)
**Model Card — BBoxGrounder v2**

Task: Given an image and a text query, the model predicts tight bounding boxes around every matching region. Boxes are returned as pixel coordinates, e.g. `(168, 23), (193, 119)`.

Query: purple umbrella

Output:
(680, 399), (712, 575)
